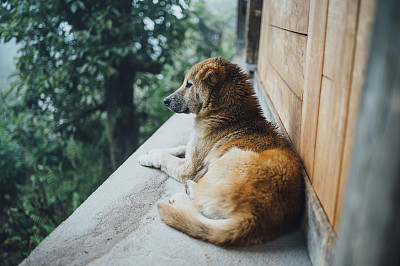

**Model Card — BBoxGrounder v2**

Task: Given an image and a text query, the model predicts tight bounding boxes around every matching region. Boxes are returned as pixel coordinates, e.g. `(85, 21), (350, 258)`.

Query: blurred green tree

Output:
(0, 0), (190, 169)
(0, 92), (113, 264)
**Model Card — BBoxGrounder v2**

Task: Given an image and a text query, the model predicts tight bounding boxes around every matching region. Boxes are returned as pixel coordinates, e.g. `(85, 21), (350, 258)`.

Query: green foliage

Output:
(0, 0), (236, 264)
(0, 0), (191, 122)
(0, 94), (112, 264)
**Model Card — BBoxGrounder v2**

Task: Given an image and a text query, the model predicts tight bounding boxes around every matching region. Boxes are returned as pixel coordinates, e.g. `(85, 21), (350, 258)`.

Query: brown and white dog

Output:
(139, 57), (304, 246)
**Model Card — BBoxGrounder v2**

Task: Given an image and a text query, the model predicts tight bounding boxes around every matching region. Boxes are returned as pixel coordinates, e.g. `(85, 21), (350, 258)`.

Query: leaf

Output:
(112, 8), (121, 17)
(106, 20), (112, 29)
(79, 63), (89, 74)
(77, 1), (85, 10)
(70, 2), (78, 14)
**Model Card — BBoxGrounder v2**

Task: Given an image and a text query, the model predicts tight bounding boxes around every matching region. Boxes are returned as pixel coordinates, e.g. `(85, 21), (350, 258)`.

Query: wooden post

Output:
(245, 0), (263, 65)
(333, 0), (400, 265)
(236, 0), (248, 54)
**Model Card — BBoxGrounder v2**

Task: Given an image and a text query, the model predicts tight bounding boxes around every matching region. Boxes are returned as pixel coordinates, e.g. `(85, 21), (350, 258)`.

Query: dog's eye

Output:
(186, 82), (192, 88)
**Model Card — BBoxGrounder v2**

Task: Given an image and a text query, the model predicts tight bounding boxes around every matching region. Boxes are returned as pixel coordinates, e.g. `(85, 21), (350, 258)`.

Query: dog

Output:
(139, 57), (304, 246)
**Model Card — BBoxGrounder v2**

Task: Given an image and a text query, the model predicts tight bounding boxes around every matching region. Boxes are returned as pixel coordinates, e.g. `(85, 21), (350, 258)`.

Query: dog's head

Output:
(163, 57), (227, 115)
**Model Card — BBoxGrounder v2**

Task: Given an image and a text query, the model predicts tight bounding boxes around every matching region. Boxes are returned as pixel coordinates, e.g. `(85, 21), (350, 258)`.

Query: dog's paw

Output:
(168, 193), (190, 205)
(138, 154), (161, 168)
(185, 180), (197, 200)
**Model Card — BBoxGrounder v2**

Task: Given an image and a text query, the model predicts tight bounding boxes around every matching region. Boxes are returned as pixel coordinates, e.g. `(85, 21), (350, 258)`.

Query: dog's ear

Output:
(197, 64), (225, 87)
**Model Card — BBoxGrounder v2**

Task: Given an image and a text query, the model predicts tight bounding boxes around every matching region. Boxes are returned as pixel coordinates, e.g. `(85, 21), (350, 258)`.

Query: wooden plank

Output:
(257, 0), (270, 85)
(300, 0), (329, 181)
(237, 0), (248, 41)
(264, 61), (302, 150)
(328, 0), (359, 229)
(313, 0), (359, 225)
(323, 0), (358, 79)
(246, 0), (263, 64)
(312, 77), (342, 224)
(334, 0), (377, 232)
(269, 0), (310, 34)
(267, 25), (307, 99)
(322, 0), (342, 79)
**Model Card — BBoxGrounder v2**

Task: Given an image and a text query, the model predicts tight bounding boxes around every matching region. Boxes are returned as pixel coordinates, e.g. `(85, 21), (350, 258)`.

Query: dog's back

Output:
(156, 57), (304, 246)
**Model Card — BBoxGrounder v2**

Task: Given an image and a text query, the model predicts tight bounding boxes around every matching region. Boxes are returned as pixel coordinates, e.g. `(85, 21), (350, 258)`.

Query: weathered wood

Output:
(269, 0), (310, 34)
(300, 0), (329, 181)
(245, 0), (263, 64)
(312, 77), (342, 225)
(323, 0), (358, 79)
(333, 0), (400, 264)
(312, 0), (360, 226)
(267, 25), (307, 99)
(334, 0), (377, 232)
(323, 0), (343, 79)
(264, 61), (302, 150)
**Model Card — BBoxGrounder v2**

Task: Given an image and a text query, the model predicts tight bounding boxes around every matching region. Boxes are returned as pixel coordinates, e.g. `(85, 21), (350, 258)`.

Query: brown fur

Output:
(139, 57), (304, 246)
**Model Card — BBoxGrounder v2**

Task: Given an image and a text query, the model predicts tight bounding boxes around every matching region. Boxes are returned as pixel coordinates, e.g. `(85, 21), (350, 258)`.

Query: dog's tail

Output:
(157, 203), (258, 246)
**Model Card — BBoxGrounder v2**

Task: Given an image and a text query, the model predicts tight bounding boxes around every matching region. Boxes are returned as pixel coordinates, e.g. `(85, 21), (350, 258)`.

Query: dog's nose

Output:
(163, 97), (171, 107)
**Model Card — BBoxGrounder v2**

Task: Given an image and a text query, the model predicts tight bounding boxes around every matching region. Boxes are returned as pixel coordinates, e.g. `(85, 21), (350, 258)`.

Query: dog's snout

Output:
(163, 97), (172, 107)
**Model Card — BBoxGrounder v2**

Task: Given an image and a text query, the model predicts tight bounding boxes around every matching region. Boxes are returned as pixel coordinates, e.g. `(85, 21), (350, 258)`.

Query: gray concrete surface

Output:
(21, 114), (311, 266)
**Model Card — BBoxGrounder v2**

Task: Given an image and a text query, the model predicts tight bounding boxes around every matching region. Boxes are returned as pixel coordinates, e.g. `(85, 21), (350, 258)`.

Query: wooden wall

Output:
(257, 0), (376, 232)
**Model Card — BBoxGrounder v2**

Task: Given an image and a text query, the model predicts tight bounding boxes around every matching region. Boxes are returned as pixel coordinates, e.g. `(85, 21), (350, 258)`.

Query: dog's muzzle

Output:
(163, 96), (189, 113)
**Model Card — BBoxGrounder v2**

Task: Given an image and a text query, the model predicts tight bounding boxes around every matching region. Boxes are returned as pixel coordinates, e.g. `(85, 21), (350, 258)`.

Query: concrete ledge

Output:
(22, 114), (311, 265)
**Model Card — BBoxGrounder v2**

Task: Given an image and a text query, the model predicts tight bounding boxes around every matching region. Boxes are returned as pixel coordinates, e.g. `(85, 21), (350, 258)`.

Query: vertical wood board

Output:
(267, 25), (307, 99)
(246, 0), (263, 64)
(313, 0), (359, 227)
(256, 0), (372, 233)
(237, 0), (248, 41)
(300, 0), (330, 180)
(257, 0), (271, 82)
(334, 0), (377, 232)
(264, 61), (302, 150)
(323, 0), (358, 79)
(328, 0), (360, 230)
(269, 0), (310, 34)
(312, 77), (344, 224)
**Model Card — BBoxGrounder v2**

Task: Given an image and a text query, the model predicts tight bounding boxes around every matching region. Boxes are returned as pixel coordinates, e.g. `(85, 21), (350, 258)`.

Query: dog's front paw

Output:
(138, 154), (161, 168)
(185, 180), (197, 200)
(169, 193), (190, 205)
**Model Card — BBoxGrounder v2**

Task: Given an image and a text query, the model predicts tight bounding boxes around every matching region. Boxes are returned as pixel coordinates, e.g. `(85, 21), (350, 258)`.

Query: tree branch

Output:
(54, 103), (106, 132)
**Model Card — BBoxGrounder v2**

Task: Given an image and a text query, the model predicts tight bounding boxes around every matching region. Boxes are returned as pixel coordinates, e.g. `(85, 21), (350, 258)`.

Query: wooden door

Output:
(257, 0), (376, 231)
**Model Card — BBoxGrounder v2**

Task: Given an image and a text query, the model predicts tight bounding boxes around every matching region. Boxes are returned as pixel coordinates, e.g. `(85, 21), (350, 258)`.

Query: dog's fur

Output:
(139, 57), (304, 246)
